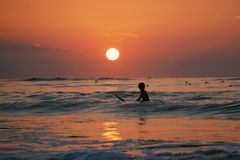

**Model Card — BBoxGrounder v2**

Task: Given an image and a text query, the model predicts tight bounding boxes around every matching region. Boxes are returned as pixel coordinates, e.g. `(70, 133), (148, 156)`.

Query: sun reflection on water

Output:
(102, 122), (122, 141)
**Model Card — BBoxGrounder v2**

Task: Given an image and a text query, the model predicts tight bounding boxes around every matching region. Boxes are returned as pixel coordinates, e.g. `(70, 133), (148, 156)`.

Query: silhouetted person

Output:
(136, 82), (150, 102)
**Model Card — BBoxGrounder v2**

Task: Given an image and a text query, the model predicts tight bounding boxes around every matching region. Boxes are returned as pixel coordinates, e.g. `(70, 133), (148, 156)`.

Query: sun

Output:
(106, 48), (120, 61)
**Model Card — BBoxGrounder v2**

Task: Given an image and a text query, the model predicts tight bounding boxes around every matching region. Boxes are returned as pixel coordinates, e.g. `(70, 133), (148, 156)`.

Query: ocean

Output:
(0, 77), (240, 160)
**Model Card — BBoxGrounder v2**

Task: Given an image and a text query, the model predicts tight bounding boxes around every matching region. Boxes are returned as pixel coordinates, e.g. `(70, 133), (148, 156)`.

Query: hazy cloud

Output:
(0, 41), (74, 78)
(102, 32), (140, 42)
(1, 39), (239, 78)
(168, 49), (240, 77)
(103, 32), (140, 38)
(113, 32), (140, 38)
(0, 41), (67, 54)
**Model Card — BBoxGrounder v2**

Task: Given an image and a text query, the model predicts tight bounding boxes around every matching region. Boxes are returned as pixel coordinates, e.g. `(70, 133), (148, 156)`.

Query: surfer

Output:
(136, 82), (150, 102)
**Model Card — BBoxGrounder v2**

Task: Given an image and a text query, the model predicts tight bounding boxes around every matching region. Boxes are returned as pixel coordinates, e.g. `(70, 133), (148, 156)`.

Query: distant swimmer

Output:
(136, 82), (150, 102)
(185, 81), (192, 85)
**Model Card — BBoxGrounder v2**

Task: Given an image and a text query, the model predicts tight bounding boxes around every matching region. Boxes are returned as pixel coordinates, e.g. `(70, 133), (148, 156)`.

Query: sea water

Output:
(0, 77), (240, 159)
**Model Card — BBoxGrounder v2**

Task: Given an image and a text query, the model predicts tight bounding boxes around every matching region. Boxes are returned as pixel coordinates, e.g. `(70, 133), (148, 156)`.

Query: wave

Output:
(23, 77), (130, 81)
(23, 77), (68, 81)
(96, 77), (129, 81)
(112, 100), (240, 119)
(0, 90), (240, 119)
(219, 77), (240, 81)
(1, 140), (240, 160)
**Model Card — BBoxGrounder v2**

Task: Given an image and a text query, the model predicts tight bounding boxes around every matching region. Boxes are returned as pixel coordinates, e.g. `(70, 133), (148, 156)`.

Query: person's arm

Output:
(136, 93), (142, 101)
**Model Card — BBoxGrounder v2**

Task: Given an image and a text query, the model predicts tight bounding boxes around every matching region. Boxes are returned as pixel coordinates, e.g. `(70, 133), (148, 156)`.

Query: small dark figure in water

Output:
(136, 82), (150, 102)
(185, 81), (192, 85)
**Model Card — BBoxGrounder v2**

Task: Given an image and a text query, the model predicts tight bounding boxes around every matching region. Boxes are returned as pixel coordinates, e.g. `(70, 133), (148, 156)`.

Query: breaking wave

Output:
(23, 77), (130, 81)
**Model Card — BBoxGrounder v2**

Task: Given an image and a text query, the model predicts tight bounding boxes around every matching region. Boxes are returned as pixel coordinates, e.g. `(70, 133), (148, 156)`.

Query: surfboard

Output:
(115, 94), (125, 101)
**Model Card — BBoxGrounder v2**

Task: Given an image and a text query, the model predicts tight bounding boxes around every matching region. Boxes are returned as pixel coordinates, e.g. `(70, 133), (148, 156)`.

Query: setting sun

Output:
(106, 48), (120, 61)
(1, 1), (240, 159)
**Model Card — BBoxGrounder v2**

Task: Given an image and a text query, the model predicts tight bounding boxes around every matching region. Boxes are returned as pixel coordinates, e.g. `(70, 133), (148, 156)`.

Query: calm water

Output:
(0, 77), (240, 159)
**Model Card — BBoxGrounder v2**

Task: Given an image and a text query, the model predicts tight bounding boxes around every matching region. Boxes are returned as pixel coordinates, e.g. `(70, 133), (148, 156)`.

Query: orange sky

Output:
(0, 0), (240, 78)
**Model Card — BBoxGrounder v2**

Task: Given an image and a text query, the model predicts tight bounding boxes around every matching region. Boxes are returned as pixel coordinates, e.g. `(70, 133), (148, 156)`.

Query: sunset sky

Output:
(0, 0), (239, 78)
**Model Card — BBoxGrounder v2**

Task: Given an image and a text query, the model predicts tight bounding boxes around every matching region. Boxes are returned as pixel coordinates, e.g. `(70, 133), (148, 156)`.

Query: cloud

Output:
(0, 40), (111, 78)
(111, 32), (140, 38)
(102, 32), (140, 42)
(167, 49), (240, 77)
(103, 32), (140, 38)
(0, 41), (66, 54)
(0, 41), (73, 78)
(101, 26), (140, 42)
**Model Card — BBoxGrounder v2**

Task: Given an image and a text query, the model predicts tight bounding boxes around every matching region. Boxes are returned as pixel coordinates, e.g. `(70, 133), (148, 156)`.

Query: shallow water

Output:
(0, 77), (240, 159)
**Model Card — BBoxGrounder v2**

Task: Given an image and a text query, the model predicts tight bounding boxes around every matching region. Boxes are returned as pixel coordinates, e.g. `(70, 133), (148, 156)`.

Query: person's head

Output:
(138, 82), (145, 91)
